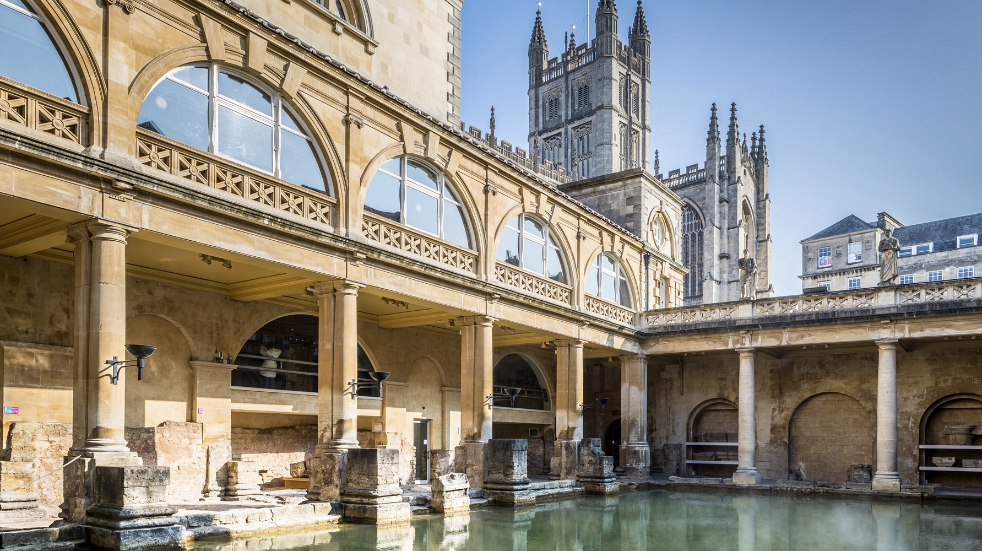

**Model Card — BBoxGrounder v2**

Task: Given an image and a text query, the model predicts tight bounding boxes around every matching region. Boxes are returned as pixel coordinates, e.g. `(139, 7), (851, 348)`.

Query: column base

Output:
(61, 451), (142, 524)
(731, 468), (761, 486)
(307, 448), (346, 502)
(548, 440), (577, 481)
(454, 442), (486, 490)
(871, 472), (901, 492)
(620, 442), (650, 480)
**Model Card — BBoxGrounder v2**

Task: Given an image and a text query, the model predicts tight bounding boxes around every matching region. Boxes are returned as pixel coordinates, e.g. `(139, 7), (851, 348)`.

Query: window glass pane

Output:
(0, 7), (77, 101)
(380, 158), (402, 177)
(218, 106), (273, 171)
(602, 255), (616, 274)
(364, 171), (401, 222)
(916, 244), (932, 255)
(442, 199), (470, 248)
(407, 161), (437, 190)
(218, 72), (271, 116)
(899, 247), (913, 258)
(138, 79), (209, 150)
(601, 270), (616, 301)
(523, 217), (544, 239)
(523, 238), (544, 275)
(405, 186), (439, 235)
(279, 130), (324, 191)
(280, 107), (302, 133)
(547, 246), (565, 284)
(498, 226), (520, 265)
(3, 0), (28, 9)
(586, 266), (600, 296)
(618, 277), (632, 308)
(169, 66), (209, 92)
(507, 216), (520, 230)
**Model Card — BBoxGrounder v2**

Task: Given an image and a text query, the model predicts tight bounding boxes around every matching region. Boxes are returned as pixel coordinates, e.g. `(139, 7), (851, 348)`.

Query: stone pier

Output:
(576, 439), (619, 494)
(86, 466), (183, 551)
(340, 448), (409, 525)
(224, 461), (261, 500)
(482, 439), (533, 506)
(431, 472), (470, 517)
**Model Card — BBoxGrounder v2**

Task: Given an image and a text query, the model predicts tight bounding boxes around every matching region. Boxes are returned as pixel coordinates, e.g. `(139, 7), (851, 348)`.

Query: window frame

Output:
(899, 274), (914, 285)
(817, 247), (832, 269)
(586, 253), (633, 308)
(818, 281), (831, 291)
(497, 214), (567, 285)
(957, 266), (975, 279)
(847, 277), (862, 290)
(847, 241), (862, 264)
(141, 63), (328, 193)
(928, 270), (944, 283)
(957, 234), (978, 249)
(0, 0), (81, 103)
(368, 155), (472, 249)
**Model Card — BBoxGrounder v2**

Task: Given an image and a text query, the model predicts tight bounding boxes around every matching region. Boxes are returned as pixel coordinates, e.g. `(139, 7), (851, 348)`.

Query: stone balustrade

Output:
(0, 76), (88, 146)
(362, 213), (478, 274)
(584, 295), (636, 326)
(644, 277), (982, 330)
(494, 262), (572, 305)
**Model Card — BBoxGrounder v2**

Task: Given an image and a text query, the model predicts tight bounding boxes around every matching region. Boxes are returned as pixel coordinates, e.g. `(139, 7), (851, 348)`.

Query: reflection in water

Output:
(192, 491), (982, 551)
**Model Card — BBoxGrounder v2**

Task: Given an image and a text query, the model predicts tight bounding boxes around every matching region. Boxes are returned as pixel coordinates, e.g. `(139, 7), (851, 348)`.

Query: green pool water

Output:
(192, 491), (982, 550)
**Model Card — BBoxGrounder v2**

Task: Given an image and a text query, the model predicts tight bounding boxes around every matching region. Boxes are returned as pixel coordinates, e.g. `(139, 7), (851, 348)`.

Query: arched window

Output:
(681, 204), (704, 299)
(137, 64), (329, 193)
(493, 354), (548, 410)
(0, 0), (78, 102)
(586, 253), (633, 308)
(497, 214), (567, 284)
(364, 155), (471, 249)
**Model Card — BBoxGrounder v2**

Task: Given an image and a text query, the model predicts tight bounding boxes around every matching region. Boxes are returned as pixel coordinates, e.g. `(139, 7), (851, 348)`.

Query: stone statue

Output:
(259, 345), (282, 388)
(878, 229), (901, 285)
(738, 255), (758, 300)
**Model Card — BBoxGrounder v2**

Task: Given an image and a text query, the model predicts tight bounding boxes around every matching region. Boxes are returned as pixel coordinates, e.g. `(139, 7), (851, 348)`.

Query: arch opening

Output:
(788, 393), (873, 483)
(137, 63), (332, 195)
(497, 213), (568, 284)
(0, 0), (79, 102)
(492, 354), (549, 411)
(919, 394), (982, 488)
(685, 399), (737, 477)
(585, 253), (633, 308)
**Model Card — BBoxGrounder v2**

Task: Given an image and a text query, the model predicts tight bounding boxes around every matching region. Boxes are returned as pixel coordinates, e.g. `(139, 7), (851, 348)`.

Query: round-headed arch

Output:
(362, 153), (476, 250)
(136, 62), (335, 196)
(582, 249), (637, 309)
(492, 353), (552, 411)
(495, 210), (571, 286)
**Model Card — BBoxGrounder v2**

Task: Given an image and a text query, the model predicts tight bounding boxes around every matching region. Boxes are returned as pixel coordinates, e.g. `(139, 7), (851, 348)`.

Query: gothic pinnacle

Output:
(727, 102), (739, 144)
(530, 8), (547, 48)
(632, 0), (649, 37)
(708, 103), (719, 143)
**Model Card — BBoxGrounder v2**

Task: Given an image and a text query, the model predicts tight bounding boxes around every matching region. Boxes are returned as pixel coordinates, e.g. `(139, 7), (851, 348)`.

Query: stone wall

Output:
(5, 422), (71, 511)
(125, 422), (208, 503)
(231, 425), (317, 487)
(788, 393), (873, 483)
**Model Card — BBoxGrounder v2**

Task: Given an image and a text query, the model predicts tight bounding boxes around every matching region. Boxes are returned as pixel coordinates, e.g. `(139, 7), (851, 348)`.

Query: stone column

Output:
(732, 347), (760, 485)
(455, 315), (495, 489)
(550, 339), (584, 480)
(307, 280), (363, 502)
(872, 339), (901, 492)
(619, 354), (649, 479)
(63, 220), (141, 523)
(190, 361), (236, 500)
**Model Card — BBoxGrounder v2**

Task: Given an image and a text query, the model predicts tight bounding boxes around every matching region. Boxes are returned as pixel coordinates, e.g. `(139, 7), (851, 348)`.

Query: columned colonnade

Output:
(726, 340), (902, 488)
(62, 215), (653, 515)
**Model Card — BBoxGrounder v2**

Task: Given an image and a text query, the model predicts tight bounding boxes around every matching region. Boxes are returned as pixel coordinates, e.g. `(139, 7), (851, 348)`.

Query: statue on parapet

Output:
(878, 229), (901, 285)
(738, 253), (758, 300)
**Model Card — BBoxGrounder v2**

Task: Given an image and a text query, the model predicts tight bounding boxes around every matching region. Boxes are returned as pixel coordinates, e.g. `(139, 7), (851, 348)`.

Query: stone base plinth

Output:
(484, 440), (532, 507)
(61, 452), (142, 524)
(340, 448), (408, 526)
(86, 466), (183, 551)
(483, 488), (535, 507)
(620, 442), (650, 480)
(0, 460), (46, 523)
(454, 442), (486, 490)
(871, 472), (902, 492)
(732, 469), (761, 486)
(549, 440), (577, 481)
(431, 473), (469, 517)
(224, 461), (261, 500)
(307, 449), (345, 502)
(576, 439), (619, 495)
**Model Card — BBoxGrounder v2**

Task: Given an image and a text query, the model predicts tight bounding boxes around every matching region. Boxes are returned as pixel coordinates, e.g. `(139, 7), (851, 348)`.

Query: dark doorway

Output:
(413, 420), (430, 483)
(603, 421), (621, 468)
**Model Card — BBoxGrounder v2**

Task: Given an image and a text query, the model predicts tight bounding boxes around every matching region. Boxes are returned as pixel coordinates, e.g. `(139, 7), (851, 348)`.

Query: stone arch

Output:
(788, 392), (873, 483)
(647, 208), (676, 259)
(357, 149), (484, 257)
(229, 311), (315, 359)
(128, 51), (343, 198)
(685, 398), (738, 477)
(125, 314), (194, 428)
(230, 313), (319, 393)
(491, 352), (554, 412)
(492, 207), (576, 296)
(918, 393), (982, 487)
(580, 246), (639, 311)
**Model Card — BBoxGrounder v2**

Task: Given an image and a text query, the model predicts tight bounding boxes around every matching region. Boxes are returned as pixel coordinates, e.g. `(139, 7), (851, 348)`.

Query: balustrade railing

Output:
(136, 128), (336, 228)
(0, 77), (89, 146)
(494, 262), (572, 305)
(644, 278), (982, 329)
(584, 295), (636, 325)
(361, 213), (477, 274)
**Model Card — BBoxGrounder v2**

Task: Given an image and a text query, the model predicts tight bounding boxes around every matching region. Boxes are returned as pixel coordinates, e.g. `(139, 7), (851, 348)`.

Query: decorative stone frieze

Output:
(0, 78), (88, 145)
(362, 213), (477, 273)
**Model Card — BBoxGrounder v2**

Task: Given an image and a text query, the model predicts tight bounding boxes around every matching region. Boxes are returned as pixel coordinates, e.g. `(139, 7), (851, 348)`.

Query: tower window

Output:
(681, 205), (705, 299)
(546, 97), (561, 121)
(577, 83), (590, 110)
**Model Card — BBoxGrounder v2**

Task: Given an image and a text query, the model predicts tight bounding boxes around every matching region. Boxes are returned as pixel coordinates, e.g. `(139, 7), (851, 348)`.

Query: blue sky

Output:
(460, 0), (982, 296)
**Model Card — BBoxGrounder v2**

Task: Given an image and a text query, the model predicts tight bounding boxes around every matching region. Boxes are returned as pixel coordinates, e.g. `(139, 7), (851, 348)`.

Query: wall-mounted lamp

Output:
(579, 397), (611, 416)
(107, 344), (157, 385)
(504, 387), (522, 408)
(347, 371), (391, 399)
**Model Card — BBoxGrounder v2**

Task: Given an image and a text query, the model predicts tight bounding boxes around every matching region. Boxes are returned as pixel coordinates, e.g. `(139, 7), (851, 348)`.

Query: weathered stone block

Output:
(224, 461), (261, 499)
(340, 449), (409, 526)
(290, 461), (309, 478)
(483, 440), (534, 506)
(430, 449), (454, 480)
(549, 440), (577, 480)
(431, 473), (469, 516)
(454, 442), (485, 490)
(86, 466), (183, 551)
(307, 450), (344, 502)
(576, 439), (619, 494)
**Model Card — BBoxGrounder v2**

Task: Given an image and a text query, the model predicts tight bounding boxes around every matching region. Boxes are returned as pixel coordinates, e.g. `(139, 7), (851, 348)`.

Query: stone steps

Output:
(0, 525), (84, 550)
(179, 503), (341, 543)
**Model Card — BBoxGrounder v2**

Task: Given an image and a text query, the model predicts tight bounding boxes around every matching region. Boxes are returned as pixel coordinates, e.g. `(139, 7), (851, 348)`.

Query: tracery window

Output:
(576, 83), (590, 109)
(681, 204), (704, 298)
(0, 0), (78, 102)
(497, 214), (567, 284)
(138, 64), (328, 193)
(364, 155), (471, 249)
(546, 96), (561, 121)
(586, 253), (633, 308)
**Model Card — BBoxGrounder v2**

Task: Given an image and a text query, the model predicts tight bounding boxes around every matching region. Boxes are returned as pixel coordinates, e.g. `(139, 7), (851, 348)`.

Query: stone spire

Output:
(654, 149), (660, 176)
(490, 106), (496, 142)
(707, 103), (720, 144)
(530, 9), (547, 49)
(750, 131), (758, 157)
(595, 0), (618, 56)
(726, 102), (739, 148)
(568, 31), (576, 52)
(630, 0), (649, 40)
(758, 125), (767, 160)
(529, 9), (548, 79)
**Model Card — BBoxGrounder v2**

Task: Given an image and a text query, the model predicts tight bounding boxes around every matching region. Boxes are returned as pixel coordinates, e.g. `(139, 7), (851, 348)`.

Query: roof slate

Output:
(893, 213), (982, 253)
(803, 215), (874, 242)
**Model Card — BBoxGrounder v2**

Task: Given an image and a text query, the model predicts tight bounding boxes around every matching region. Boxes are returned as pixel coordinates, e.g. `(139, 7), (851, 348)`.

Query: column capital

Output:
(875, 339), (899, 350)
(67, 218), (135, 244)
(618, 353), (647, 364)
(735, 347), (756, 358)
(455, 315), (496, 327)
(309, 279), (365, 296)
(554, 338), (586, 348)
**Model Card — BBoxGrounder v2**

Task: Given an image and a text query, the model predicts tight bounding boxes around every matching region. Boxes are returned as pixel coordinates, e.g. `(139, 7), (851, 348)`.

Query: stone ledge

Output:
(176, 503), (340, 544)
